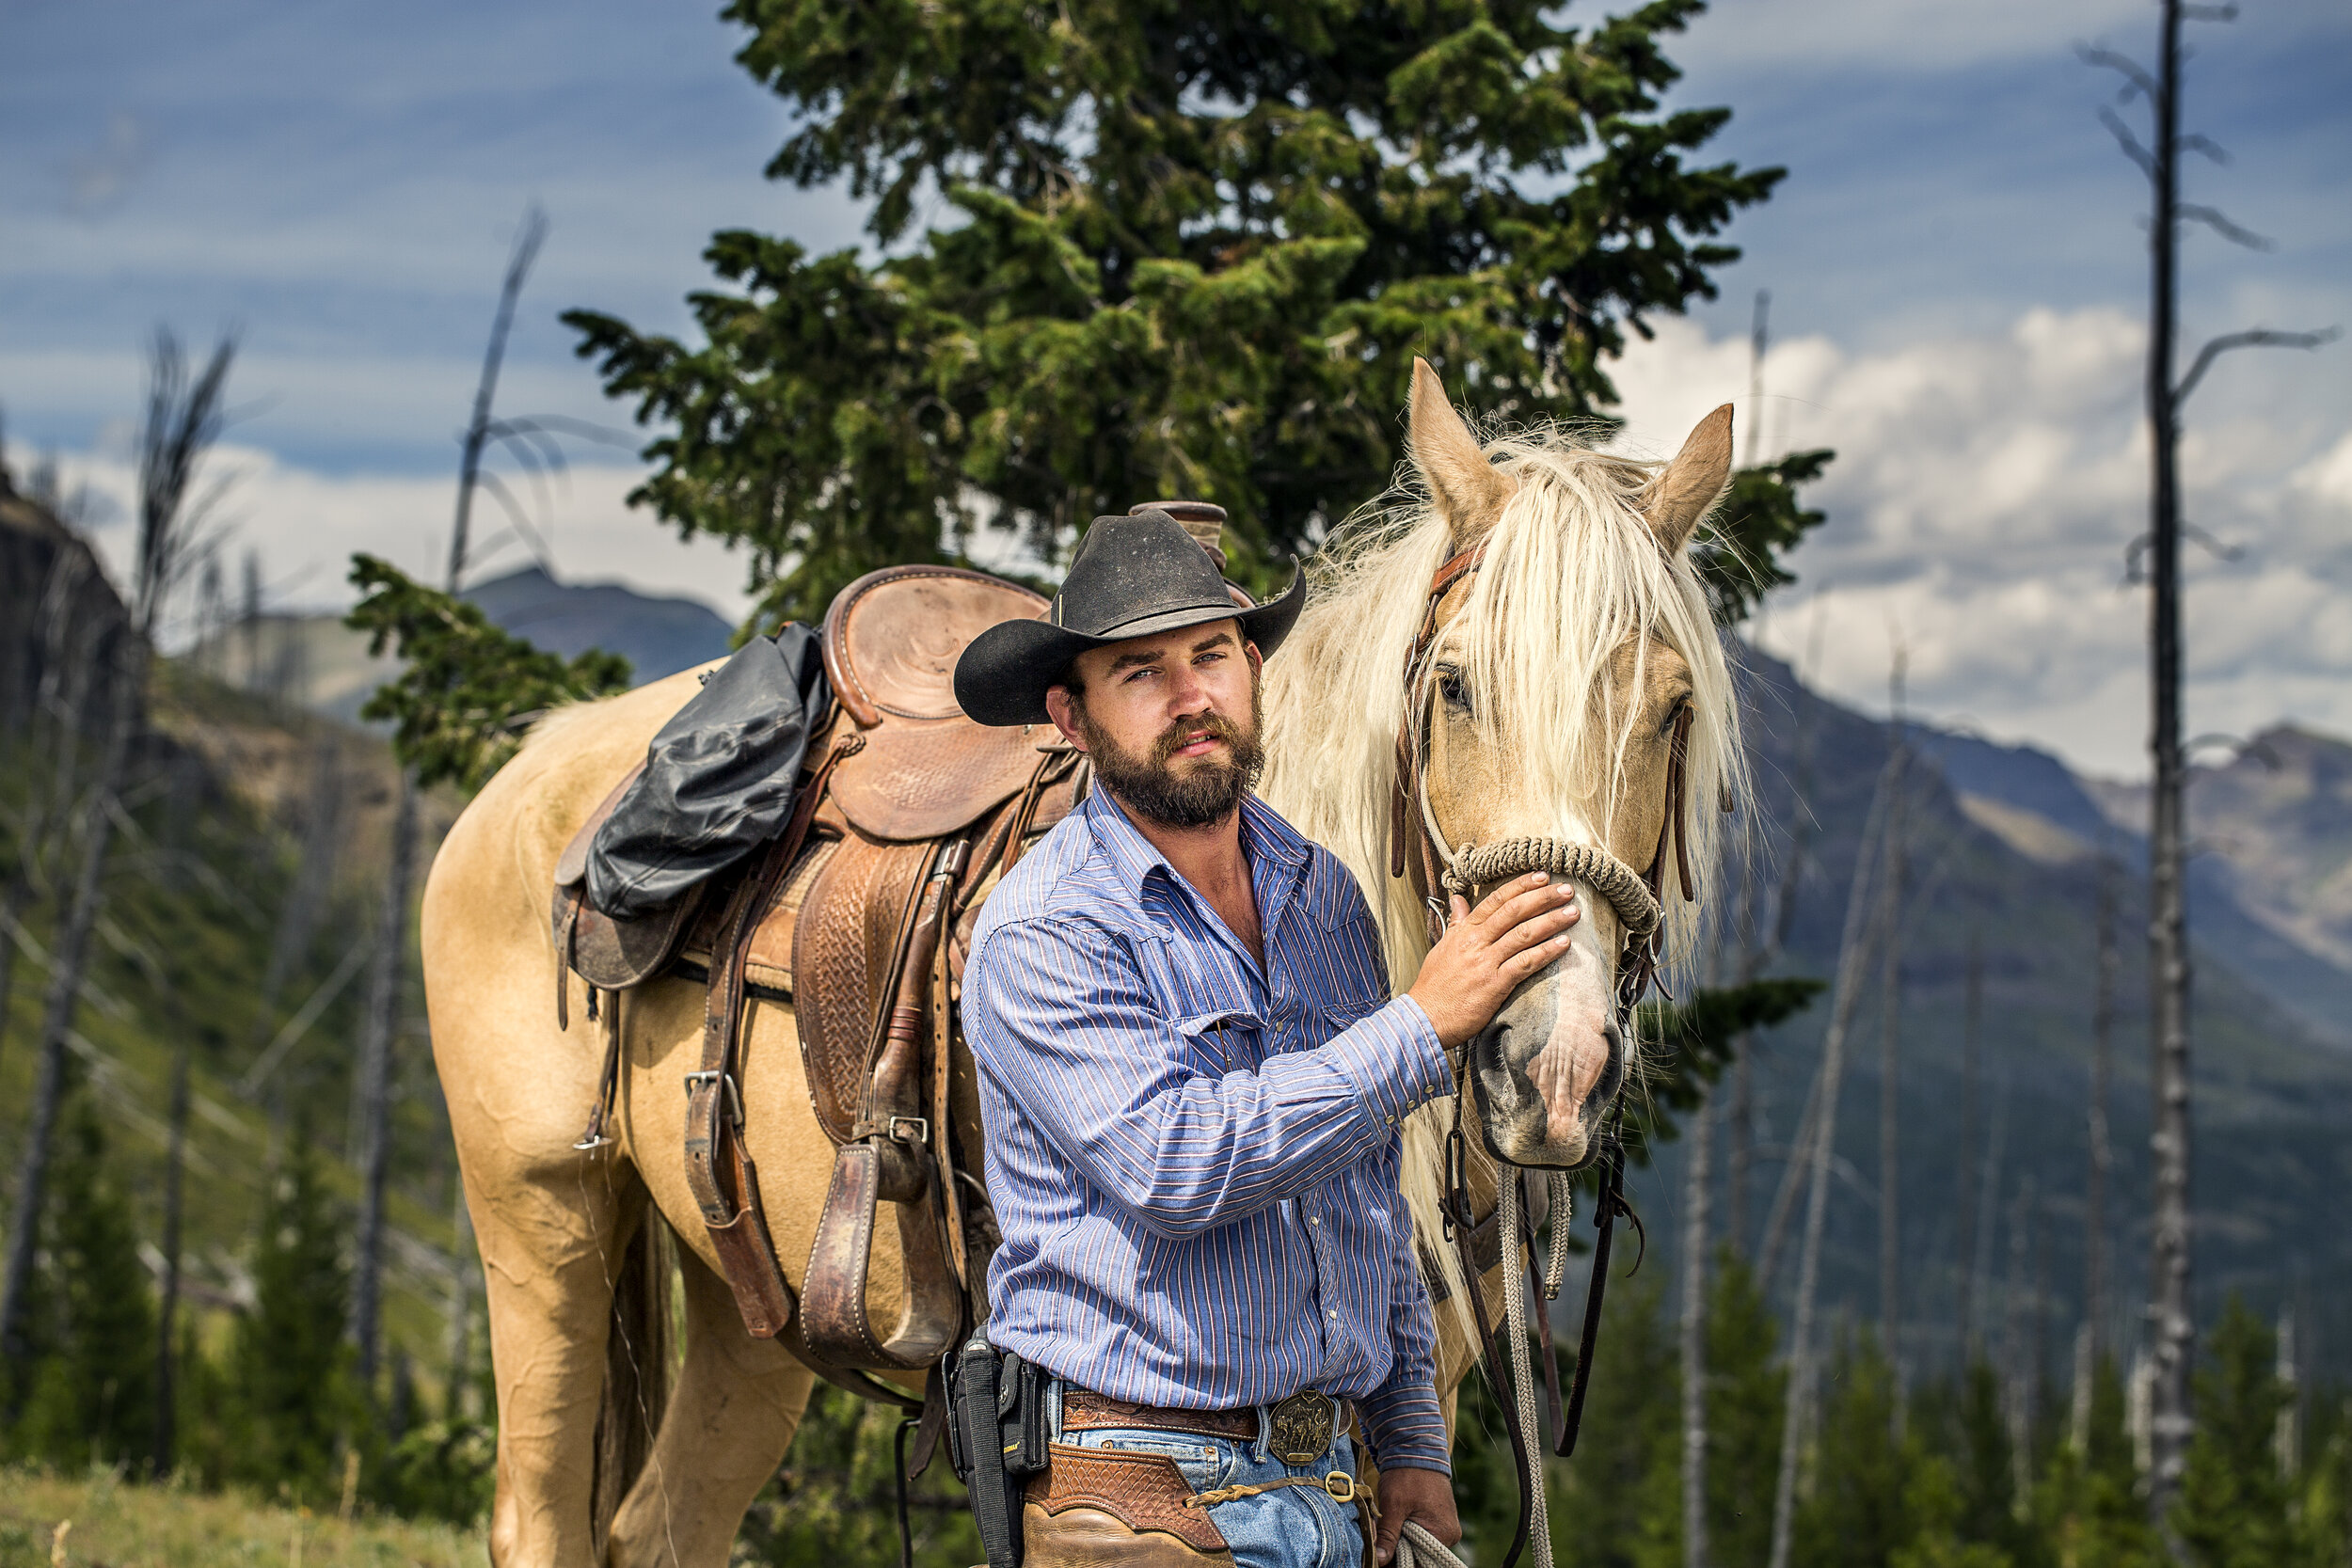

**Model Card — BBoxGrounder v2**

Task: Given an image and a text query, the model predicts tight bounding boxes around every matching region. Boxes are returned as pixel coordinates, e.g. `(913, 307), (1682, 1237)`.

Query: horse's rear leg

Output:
(607, 1243), (815, 1568)
(472, 1154), (637, 1567)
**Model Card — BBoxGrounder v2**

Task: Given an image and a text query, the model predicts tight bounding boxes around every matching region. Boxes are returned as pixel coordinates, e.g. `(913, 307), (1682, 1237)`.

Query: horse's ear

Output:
(1408, 356), (1513, 548)
(1641, 404), (1735, 556)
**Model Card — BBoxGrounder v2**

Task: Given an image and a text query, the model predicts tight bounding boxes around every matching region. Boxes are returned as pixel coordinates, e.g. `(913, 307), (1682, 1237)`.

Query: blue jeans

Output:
(1051, 1414), (1368, 1568)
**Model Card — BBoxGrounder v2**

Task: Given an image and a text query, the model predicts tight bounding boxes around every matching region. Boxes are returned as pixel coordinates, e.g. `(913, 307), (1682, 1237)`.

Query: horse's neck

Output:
(1258, 600), (1430, 990)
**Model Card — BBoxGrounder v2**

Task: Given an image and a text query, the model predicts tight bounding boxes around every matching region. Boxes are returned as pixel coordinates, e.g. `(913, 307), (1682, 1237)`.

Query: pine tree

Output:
(1792, 1332), (1916, 1568)
(9, 1092), (157, 1468)
(1915, 1359), (2042, 1564)
(2172, 1297), (2298, 1568)
(566, 0), (1784, 622)
(2041, 1356), (2160, 1568)
(230, 1135), (358, 1503)
(1549, 1267), (1677, 1568)
(1703, 1247), (1786, 1568)
(2303, 1395), (2350, 1568)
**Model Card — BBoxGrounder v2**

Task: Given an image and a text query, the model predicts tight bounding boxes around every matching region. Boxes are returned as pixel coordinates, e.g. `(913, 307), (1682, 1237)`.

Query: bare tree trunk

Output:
(0, 550), (96, 1054)
(1756, 1056), (1820, 1290)
(446, 206), (548, 594)
(152, 984), (193, 1478)
(1680, 1096), (1713, 1568)
(3, 330), (230, 1394)
(2274, 1307), (2299, 1481)
(0, 629), (135, 1386)
(348, 203), (547, 1394)
(349, 774), (420, 1388)
(2005, 1177), (2038, 1507)
(2139, 0), (2198, 1518)
(1730, 741), (1814, 1259)
(251, 736), (343, 1048)
(1971, 1080), (2008, 1369)
(1766, 757), (1898, 1568)
(1878, 690), (1908, 1382)
(1725, 1044), (1756, 1254)
(1955, 932), (1984, 1356)
(2087, 850), (2119, 1365)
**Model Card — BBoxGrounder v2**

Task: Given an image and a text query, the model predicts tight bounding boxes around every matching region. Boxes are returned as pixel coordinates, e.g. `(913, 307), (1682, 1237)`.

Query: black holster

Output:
(946, 1328), (1050, 1568)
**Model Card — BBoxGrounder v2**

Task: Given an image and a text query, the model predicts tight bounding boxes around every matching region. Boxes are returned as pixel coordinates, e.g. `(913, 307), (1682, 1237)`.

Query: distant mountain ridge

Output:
(461, 565), (737, 688)
(1908, 717), (2352, 1049)
(189, 565), (740, 727)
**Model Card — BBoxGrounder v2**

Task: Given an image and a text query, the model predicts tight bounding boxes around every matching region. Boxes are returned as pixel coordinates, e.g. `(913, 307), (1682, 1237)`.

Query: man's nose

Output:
(1164, 659), (1211, 712)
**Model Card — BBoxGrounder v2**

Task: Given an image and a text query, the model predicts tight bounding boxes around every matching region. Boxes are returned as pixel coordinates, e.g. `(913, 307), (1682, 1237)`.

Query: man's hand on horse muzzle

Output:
(1406, 872), (1581, 1050)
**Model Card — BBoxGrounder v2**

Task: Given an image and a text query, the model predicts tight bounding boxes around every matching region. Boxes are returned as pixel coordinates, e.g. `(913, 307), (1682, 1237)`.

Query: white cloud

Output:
(45, 443), (759, 649)
(1673, 0), (2149, 71)
(1608, 309), (2352, 778)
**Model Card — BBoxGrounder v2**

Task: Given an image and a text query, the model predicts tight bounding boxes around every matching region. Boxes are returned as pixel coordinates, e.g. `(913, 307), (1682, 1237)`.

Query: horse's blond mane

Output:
(1260, 420), (1747, 1342)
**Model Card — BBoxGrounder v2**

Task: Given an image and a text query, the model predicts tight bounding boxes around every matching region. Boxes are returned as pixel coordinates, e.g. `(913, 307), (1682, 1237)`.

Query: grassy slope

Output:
(0, 657), (471, 1392)
(0, 1465), (481, 1568)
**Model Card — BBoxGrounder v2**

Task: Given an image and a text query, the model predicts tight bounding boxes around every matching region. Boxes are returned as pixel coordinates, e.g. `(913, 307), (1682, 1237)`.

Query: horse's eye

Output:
(1437, 668), (1470, 715)
(1660, 696), (1690, 736)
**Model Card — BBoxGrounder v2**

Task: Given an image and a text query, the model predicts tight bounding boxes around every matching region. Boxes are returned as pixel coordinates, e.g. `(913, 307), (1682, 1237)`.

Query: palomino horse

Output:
(421, 360), (1741, 1566)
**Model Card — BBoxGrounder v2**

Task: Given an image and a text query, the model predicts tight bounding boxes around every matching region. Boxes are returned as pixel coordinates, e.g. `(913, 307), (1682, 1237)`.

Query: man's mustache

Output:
(1152, 711), (1248, 764)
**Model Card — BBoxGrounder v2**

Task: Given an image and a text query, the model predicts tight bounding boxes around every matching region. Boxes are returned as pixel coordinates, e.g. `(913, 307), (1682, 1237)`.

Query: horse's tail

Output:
(591, 1210), (675, 1550)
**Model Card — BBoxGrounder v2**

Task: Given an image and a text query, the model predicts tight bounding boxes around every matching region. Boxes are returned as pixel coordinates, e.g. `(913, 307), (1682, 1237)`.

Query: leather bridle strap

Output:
(1551, 1108), (1643, 1458)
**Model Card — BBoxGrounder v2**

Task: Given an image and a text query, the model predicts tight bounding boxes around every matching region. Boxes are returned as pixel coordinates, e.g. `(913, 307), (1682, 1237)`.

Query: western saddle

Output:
(548, 562), (1089, 1409)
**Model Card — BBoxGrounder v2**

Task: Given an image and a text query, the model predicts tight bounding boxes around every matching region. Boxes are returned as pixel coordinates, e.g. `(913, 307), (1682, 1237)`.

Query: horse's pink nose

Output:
(1531, 1006), (1617, 1146)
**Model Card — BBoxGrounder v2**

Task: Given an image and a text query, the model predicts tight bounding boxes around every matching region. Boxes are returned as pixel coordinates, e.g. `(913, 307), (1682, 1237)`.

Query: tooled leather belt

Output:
(1059, 1386), (1356, 1467)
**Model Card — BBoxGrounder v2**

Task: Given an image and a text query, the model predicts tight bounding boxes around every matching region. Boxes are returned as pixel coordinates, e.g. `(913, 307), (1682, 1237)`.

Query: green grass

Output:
(0, 1465), (482, 1568)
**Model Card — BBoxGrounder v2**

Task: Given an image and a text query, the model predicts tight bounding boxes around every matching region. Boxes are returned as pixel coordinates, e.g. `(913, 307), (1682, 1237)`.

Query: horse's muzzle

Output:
(1467, 985), (1625, 1171)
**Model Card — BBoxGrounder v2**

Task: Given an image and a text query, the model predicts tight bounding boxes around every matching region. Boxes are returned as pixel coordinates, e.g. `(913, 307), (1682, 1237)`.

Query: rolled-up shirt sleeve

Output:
(965, 918), (1451, 1239)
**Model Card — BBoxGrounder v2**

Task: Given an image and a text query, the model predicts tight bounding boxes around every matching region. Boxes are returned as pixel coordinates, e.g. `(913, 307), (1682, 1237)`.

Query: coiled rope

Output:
(1440, 839), (1661, 939)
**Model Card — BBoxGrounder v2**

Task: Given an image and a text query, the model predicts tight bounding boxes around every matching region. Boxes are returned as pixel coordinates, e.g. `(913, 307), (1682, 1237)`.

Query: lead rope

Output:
(1497, 1172), (1553, 1568)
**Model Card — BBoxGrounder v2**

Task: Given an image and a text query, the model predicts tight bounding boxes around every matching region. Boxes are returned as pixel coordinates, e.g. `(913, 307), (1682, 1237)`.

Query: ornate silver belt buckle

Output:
(1267, 1389), (1335, 1466)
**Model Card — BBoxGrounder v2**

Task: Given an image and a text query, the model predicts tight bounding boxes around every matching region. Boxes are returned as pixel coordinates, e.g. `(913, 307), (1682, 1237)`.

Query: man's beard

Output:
(1073, 677), (1266, 831)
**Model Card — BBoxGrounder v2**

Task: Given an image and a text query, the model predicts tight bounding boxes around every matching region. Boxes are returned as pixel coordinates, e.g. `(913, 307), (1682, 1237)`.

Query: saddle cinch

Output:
(548, 564), (1089, 1395)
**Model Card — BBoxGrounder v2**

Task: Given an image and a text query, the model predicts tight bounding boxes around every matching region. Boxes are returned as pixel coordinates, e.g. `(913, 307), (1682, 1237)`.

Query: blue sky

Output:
(4, 0), (2347, 775)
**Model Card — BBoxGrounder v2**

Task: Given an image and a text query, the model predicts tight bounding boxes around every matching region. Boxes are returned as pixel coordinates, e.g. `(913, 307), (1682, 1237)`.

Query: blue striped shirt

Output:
(962, 785), (1456, 1472)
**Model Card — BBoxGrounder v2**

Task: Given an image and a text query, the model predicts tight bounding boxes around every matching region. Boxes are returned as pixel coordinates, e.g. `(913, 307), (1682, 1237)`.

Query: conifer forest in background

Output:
(3, 1), (2347, 1564)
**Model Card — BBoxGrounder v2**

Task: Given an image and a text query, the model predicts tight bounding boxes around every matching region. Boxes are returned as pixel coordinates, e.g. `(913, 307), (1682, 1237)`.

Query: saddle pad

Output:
(821, 565), (1057, 842)
(744, 837), (837, 994)
(791, 832), (939, 1144)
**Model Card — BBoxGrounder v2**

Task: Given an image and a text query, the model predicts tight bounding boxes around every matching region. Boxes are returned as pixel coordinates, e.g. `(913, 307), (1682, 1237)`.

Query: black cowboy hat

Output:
(953, 507), (1306, 727)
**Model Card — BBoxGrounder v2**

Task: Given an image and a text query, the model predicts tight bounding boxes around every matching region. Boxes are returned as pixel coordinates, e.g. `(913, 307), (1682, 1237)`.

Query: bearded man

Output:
(950, 509), (1582, 1568)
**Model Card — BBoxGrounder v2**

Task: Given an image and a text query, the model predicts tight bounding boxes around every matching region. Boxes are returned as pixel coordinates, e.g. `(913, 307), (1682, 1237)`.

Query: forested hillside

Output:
(1619, 644), (2352, 1382)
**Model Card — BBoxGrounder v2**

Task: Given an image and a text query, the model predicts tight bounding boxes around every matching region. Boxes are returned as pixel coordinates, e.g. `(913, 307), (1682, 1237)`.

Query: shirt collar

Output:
(1079, 785), (1311, 910)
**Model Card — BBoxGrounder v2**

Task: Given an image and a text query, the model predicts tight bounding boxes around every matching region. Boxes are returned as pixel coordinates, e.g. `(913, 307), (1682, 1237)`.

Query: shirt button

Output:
(1328, 1310), (1339, 1320)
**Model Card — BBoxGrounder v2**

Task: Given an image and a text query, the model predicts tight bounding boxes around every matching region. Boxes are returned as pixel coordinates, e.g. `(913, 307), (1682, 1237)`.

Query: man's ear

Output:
(1043, 683), (1089, 751)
